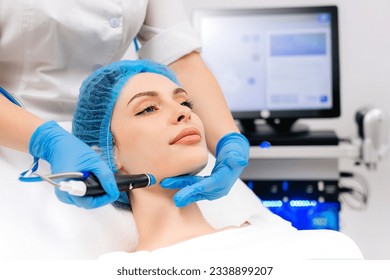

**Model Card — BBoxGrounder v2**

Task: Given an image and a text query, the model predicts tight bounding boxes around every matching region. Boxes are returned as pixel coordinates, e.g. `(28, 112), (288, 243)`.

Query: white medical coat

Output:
(0, 0), (201, 121)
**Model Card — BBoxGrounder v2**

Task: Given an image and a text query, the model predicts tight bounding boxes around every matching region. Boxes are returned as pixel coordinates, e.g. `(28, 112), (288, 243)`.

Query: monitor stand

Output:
(239, 118), (339, 146)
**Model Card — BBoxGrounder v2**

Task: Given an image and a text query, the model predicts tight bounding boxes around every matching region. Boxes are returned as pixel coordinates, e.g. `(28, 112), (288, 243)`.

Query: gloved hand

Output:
(161, 132), (250, 207)
(29, 121), (119, 209)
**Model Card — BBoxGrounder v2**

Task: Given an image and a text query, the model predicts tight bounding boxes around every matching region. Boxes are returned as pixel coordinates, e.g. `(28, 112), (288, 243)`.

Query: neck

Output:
(130, 184), (216, 251)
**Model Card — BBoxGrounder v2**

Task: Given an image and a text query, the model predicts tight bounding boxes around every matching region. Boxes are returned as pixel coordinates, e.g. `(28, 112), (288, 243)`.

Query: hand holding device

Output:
(29, 121), (120, 209)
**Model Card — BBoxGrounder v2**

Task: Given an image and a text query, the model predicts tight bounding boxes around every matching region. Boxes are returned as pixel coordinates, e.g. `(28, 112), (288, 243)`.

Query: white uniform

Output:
(0, 0), (201, 121)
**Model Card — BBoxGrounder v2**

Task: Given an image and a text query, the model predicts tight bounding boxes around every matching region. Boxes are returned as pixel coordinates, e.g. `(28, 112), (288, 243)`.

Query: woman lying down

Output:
(72, 59), (364, 260)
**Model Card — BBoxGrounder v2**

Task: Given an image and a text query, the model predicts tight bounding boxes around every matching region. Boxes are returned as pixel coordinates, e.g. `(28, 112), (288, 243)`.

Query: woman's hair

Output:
(72, 59), (180, 208)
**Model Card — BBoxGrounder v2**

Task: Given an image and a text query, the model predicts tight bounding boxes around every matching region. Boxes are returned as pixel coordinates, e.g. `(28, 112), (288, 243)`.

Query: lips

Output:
(170, 127), (202, 145)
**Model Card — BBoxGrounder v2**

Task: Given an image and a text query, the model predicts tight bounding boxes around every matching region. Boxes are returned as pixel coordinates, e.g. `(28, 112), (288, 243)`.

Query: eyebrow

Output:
(127, 88), (188, 106)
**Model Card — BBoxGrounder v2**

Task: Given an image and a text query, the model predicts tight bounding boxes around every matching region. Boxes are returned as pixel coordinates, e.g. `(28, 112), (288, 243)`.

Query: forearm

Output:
(169, 52), (239, 155)
(0, 95), (44, 152)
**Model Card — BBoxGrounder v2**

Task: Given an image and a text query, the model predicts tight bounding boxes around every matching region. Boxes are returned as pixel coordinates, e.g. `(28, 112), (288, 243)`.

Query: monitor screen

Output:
(193, 6), (340, 133)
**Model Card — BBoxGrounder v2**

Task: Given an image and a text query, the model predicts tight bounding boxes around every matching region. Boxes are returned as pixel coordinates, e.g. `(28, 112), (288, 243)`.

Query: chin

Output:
(157, 154), (208, 180)
(187, 162), (208, 176)
(175, 156), (208, 177)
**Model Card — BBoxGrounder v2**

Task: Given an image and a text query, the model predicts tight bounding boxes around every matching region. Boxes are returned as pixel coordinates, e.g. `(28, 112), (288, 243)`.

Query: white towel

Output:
(100, 215), (364, 261)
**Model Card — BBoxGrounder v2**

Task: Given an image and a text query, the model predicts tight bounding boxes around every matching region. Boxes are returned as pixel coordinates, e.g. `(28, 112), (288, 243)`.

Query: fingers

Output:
(85, 195), (116, 209)
(172, 176), (221, 207)
(91, 163), (120, 201)
(55, 188), (117, 209)
(161, 175), (203, 189)
(225, 152), (248, 169)
(54, 188), (76, 205)
(173, 185), (205, 207)
(54, 188), (94, 208)
(59, 185), (119, 209)
(165, 173), (235, 206)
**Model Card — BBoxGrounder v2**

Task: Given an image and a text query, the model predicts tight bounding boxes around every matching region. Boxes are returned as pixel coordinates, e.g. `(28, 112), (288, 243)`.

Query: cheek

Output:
(118, 134), (208, 181)
(117, 126), (167, 174)
(169, 142), (209, 174)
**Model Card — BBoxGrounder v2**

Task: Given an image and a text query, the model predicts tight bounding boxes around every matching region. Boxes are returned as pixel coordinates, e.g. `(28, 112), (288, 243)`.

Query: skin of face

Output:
(110, 72), (209, 184)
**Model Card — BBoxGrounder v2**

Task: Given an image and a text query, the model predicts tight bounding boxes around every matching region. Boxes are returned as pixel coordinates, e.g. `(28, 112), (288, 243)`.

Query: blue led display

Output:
(263, 200), (340, 231)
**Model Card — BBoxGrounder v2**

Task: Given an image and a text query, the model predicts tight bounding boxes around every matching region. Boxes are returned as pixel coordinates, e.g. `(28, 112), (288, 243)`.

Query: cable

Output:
(338, 171), (370, 210)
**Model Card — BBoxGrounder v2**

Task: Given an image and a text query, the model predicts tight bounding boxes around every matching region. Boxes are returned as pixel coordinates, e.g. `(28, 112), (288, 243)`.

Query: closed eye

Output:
(135, 104), (159, 116)
(181, 100), (194, 110)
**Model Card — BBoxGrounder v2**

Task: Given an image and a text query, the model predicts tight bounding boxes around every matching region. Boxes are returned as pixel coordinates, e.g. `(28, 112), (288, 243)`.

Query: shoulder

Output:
(289, 229), (364, 259)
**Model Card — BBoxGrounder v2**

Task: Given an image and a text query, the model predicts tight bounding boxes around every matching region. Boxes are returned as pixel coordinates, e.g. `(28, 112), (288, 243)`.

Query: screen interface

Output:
(199, 11), (333, 113)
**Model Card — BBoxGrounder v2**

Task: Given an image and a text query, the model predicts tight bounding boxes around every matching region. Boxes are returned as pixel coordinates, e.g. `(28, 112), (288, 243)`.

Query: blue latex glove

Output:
(29, 121), (119, 209)
(161, 132), (250, 207)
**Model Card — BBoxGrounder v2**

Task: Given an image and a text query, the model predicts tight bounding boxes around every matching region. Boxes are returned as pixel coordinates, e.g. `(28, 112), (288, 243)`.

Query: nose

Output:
(174, 104), (191, 124)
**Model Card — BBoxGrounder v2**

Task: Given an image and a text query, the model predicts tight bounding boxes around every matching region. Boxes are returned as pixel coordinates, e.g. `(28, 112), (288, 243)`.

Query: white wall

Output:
(182, 0), (390, 259)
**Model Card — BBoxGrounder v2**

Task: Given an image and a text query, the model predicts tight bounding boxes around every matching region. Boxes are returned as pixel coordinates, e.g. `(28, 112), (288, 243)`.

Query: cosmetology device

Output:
(19, 171), (156, 196)
(242, 107), (389, 230)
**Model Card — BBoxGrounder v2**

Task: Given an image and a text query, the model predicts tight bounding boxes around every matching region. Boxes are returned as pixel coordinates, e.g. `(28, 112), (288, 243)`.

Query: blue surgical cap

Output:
(73, 59), (180, 173)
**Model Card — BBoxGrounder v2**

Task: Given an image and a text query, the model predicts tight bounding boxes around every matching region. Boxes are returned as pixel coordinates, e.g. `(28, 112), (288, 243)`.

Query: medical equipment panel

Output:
(242, 146), (342, 231)
(245, 179), (340, 230)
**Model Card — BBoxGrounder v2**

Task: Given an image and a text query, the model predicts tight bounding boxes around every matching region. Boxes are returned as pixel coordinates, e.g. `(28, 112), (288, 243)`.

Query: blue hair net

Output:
(72, 60), (180, 208)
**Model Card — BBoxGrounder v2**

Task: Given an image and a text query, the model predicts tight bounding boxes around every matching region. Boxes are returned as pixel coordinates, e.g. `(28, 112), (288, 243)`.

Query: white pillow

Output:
(197, 153), (284, 229)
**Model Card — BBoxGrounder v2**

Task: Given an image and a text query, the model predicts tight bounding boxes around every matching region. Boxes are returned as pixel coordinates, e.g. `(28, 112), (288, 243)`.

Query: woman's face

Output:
(111, 73), (208, 183)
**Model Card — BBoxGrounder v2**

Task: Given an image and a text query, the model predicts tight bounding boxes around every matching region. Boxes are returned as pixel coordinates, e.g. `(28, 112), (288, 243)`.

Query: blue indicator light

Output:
(289, 200), (317, 207)
(262, 200), (283, 208)
(282, 181), (289, 192)
(260, 141), (271, 149)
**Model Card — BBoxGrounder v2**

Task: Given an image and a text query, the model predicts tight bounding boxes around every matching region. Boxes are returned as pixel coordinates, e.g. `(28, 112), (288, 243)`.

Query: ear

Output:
(113, 144), (123, 171)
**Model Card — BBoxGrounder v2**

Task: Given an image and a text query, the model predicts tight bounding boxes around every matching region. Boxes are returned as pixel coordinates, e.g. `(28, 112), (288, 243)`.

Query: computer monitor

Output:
(193, 6), (340, 135)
